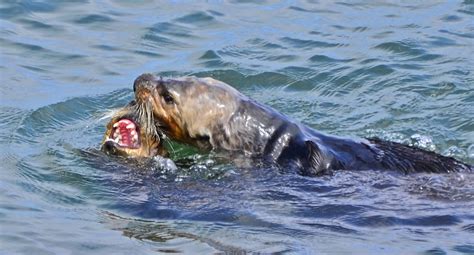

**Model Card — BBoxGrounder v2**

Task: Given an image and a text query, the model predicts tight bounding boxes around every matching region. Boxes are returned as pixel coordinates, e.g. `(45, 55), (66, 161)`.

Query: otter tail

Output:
(368, 138), (473, 174)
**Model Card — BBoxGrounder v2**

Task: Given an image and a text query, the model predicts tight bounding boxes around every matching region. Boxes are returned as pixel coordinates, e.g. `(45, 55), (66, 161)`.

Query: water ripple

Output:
(280, 36), (342, 49)
(350, 214), (461, 227)
(1, 1), (473, 254)
(74, 14), (114, 24)
(175, 11), (218, 26)
(149, 22), (197, 38)
(374, 41), (425, 56)
(17, 18), (59, 30)
(308, 54), (354, 63)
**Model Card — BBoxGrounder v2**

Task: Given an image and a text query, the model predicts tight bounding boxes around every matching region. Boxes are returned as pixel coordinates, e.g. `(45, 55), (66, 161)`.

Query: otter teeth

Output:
(110, 119), (140, 148)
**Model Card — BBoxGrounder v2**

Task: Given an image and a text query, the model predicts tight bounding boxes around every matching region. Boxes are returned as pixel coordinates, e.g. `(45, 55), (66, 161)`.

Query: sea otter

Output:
(105, 73), (472, 176)
(101, 100), (167, 158)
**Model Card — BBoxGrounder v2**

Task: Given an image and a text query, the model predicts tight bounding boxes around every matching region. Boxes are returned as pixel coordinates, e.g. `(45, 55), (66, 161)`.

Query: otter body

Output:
(117, 73), (472, 176)
(188, 94), (471, 175)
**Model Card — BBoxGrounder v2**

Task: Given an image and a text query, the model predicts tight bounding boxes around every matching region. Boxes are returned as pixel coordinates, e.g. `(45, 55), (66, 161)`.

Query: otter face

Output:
(101, 101), (167, 158)
(132, 74), (240, 150)
(133, 74), (188, 143)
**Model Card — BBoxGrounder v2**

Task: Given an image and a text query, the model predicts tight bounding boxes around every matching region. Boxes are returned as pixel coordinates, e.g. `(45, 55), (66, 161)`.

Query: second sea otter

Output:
(101, 100), (167, 158)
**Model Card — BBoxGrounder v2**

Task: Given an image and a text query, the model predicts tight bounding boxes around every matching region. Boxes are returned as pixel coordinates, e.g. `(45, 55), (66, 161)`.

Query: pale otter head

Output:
(101, 100), (167, 157)
(133, 73), (242, 150)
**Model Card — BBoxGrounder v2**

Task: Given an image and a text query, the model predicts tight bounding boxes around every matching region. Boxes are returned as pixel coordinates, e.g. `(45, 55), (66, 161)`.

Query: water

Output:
(1, 1), (473, 254)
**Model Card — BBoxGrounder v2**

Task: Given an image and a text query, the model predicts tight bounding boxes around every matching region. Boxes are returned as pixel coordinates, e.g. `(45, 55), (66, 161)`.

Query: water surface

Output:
(1, 1), (473, 254)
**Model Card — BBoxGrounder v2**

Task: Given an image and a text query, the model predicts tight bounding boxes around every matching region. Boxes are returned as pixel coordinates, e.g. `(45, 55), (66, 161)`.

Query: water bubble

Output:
(410, 134), (436, 151)
(204, 159), (215, 167)
(153, 155), (178, 173)
(364, 129), (409, 144)
(443, 146), (467, 158)
(189, 164), (209, 173)
(468, 144), (474, 159)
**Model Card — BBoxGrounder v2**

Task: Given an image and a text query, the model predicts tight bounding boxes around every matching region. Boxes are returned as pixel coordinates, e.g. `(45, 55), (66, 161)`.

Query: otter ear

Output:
(304, 140), (328, 176)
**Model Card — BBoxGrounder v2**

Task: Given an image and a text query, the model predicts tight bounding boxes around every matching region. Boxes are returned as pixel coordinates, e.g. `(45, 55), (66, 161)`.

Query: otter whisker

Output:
(99, 108), (122, 121)
(100, 99), (168, 158)
(134, 101), (177, 155)
(134, 100), (160, 140)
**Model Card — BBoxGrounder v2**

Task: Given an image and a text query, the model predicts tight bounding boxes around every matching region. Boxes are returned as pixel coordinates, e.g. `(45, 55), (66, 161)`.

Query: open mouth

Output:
(105, 118), (140, 149)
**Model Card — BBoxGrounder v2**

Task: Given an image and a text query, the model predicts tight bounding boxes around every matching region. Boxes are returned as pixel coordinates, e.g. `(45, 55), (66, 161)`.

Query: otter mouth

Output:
(101, 102), (167, 158)
(105, 118), (141, 149)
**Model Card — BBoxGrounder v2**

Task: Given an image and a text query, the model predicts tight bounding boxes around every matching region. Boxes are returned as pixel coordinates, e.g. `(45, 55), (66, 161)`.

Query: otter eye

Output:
(163, 93), (174, 104)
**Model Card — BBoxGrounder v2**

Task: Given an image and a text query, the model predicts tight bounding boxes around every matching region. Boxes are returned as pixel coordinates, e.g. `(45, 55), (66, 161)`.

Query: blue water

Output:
(1, 1), (474, 254)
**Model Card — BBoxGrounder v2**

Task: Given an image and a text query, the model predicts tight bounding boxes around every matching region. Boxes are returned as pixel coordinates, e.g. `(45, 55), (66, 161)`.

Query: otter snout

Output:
(102, 140), (118, 155)
(133, 73), (157, 93)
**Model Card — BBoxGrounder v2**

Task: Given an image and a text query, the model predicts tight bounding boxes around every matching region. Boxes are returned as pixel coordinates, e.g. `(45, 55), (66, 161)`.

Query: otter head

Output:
(133, 73), (241, 150)
(101, 100), (167, 158)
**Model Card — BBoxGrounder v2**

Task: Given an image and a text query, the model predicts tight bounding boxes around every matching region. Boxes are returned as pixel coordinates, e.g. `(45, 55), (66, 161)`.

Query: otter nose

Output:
(101, 140), (118, 155)
(133, 73), (156, 92)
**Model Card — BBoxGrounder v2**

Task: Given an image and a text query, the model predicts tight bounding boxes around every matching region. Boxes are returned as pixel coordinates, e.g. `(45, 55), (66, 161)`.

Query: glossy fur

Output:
(132, 74), (472, 176)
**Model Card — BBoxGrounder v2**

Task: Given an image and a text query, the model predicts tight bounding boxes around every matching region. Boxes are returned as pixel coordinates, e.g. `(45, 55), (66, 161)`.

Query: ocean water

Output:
(1, 1), (473, 254)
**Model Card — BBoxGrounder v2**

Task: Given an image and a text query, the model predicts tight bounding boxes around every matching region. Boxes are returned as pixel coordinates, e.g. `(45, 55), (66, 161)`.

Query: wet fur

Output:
(132, 74), (473, 176)
(367, 138), (472, 174)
